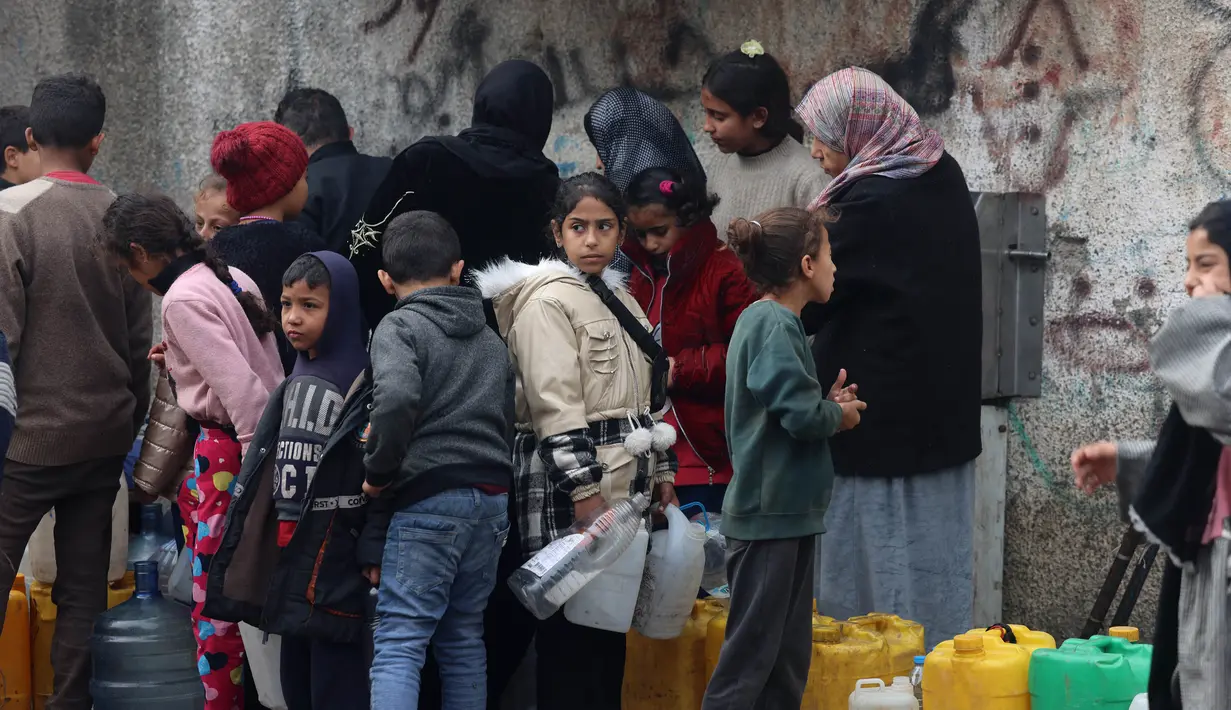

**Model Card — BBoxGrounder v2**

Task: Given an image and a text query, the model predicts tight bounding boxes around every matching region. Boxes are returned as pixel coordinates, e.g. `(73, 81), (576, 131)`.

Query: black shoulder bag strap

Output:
(585, 274), (669, 413)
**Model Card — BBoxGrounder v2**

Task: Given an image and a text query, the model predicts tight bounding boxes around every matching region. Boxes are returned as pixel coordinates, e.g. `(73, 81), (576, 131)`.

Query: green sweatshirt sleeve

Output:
(746, 322), (843, 441)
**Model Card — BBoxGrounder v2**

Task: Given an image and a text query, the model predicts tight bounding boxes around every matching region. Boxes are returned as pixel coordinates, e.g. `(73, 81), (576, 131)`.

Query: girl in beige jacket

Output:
(475, 173), (677, 710)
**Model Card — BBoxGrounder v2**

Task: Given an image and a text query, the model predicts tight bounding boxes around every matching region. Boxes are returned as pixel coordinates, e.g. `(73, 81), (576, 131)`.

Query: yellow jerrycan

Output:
(623, 600), (723, 709)
(848, 613), (925, 680)
(704, 602), (729, 680)
(0, 575), (31, 709)
(968, 623), (1056, 653)
(800, 622), (887, 710)
(925, 633), (1031, 710)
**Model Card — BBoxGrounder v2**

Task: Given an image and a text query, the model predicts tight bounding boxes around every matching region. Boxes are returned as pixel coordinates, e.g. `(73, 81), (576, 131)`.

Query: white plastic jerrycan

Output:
(564, 524), (649, 633)
(631, 503), (706, 639)
(1130, 694), (1149, 710)
(850, 678), (919, 710)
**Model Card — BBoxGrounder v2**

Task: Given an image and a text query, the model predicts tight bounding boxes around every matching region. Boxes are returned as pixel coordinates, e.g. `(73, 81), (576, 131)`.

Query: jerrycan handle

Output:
(986, 623), (1018, 644)
(855, 678), (885, 691)
(679, 502), (710, 531)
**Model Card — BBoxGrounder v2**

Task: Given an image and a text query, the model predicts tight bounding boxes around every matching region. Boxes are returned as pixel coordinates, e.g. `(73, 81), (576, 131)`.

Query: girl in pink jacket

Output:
(102, 193), (283, 709)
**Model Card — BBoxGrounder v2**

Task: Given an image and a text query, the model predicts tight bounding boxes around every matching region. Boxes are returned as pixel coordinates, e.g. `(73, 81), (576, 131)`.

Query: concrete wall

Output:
(4, 0), (1220, 640)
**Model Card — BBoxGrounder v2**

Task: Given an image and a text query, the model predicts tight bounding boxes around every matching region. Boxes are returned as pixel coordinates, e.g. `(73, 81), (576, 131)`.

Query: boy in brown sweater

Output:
(0, 74), (152, 710)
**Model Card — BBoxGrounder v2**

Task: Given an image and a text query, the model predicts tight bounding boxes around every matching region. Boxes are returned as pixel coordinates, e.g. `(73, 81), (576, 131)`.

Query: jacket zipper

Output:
(654, 256), (716, 484)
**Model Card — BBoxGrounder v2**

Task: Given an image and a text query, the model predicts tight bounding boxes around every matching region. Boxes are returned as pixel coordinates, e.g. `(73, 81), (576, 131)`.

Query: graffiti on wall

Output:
(361, 0), (717, 129)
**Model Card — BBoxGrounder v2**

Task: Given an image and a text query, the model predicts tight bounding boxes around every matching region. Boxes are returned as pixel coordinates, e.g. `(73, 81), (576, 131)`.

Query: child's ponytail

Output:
(728, 207), (834, 293)
(626, 167), (720, 228)
(101, 193), (276, 336)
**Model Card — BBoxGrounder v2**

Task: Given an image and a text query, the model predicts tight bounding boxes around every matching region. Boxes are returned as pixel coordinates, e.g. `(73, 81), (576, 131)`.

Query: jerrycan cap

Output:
(1109, 626), (1139, 642)
(954, 634), (985, 653)
(814, 625), (842, 643)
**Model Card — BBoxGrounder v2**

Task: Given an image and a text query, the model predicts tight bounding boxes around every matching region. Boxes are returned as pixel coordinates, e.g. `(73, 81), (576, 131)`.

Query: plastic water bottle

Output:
(910, 656), (925, 704)
(127, 504), (172, 570)
(90, 561), (201, 708)
(509, 493), (650, 620)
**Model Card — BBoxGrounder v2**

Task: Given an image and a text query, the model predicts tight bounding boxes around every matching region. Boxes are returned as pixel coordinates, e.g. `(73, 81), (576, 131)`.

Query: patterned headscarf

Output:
(796, 67), (944, 209)
(584, 88), (706, 193)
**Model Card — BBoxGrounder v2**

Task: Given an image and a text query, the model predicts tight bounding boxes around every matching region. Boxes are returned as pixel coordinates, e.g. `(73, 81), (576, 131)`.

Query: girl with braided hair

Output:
(102, 192), (283, 709)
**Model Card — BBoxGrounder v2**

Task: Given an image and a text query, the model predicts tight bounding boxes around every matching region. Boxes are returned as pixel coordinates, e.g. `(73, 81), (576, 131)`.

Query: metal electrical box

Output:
(974, 192), (1048, 400)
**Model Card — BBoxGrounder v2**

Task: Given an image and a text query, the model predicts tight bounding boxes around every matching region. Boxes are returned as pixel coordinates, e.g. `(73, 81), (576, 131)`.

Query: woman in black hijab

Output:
(350, 59), (560, 328)
(584, 88), (708, 272)
(351, 60), (556, 710)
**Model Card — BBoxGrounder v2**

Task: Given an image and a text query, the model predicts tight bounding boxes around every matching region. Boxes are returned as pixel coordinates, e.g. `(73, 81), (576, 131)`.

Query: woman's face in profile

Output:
(811, 137), (850, 177)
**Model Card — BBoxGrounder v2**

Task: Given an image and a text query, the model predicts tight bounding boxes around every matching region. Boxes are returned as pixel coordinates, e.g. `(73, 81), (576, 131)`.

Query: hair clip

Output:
(750, 220), (762, 228)
(228, 279), (243, 295)
(658, 180), (676, 196)
(741, 40), (764, 58)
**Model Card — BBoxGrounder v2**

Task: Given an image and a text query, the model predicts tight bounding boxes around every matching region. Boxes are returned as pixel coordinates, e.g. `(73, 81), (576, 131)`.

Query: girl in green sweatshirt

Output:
(702, 207), (865, 710)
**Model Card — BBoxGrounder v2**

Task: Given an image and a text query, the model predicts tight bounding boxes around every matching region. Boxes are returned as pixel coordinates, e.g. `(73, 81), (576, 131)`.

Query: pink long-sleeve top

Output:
(162, 263), (284, 452)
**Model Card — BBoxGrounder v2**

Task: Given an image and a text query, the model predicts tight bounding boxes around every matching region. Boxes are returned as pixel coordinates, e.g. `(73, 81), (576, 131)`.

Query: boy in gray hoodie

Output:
(362, 210), (514, 709)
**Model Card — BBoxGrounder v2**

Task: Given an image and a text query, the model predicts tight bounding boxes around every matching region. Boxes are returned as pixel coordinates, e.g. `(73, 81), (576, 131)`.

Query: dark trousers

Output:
(702, 535), (815, 710)
(535, 611), (626, 710)
(281, 636), (370, 710)
(418, 507), (538, 709)
(0, 456), (122, 710)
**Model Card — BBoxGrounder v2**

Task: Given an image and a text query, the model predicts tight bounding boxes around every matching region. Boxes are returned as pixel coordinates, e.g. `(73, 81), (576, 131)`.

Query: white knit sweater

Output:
(703, 137), (830, 238)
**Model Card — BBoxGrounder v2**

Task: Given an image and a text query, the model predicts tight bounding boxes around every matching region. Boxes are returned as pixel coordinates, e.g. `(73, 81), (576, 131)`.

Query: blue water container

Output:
(90, 560), (203, 709)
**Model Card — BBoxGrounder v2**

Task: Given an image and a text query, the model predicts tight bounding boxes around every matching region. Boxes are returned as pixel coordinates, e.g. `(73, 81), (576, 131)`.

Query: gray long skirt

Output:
(815, 460), (975, 648)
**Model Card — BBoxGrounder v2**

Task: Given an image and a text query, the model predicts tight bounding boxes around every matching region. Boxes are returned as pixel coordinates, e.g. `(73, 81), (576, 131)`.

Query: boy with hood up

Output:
(203, 251), (373, 709)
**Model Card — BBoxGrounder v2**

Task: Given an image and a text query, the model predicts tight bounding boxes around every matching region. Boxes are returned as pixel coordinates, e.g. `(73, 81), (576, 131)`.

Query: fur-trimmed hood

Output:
(473, 258), (629, 336)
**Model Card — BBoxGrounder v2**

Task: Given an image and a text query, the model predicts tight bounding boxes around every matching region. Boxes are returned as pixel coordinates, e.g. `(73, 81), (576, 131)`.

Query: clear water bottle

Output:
(127, 504), (173, 570)
(910, 655), (926, 704)
(509, 492), (650, 620)
(90, 561), (202, 708)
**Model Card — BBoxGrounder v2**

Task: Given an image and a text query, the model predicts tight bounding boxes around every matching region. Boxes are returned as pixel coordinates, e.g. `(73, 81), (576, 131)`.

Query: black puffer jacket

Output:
(203, 374), (381, 644)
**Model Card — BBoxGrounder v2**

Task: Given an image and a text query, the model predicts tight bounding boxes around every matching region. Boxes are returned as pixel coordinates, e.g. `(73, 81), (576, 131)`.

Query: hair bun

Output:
(210, 129), (253, 178)
(726, 217), (762, 256)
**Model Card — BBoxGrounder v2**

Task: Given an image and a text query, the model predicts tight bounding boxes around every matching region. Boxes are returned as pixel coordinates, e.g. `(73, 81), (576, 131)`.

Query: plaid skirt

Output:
(512, 416), (669, 561)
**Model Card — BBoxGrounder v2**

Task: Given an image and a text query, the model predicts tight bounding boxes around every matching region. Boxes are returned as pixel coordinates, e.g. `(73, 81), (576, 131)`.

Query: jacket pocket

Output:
(582, 323), (620, 375)
(307, 511), (368, 619)
(596, 443), (638, 502)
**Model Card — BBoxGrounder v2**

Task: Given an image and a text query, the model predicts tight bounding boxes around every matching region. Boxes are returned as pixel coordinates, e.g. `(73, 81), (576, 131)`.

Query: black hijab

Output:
(584, 87), (706, 192)
(423, 60), (558, 182)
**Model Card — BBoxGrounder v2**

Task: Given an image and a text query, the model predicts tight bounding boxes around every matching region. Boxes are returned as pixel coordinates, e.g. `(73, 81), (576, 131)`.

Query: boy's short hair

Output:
(274, 88), (349, 149)
(282, 254), (331, 290)
(29, 74), (106, 149)
(0, 106), (31, 154)
(383, 211), (461, 284)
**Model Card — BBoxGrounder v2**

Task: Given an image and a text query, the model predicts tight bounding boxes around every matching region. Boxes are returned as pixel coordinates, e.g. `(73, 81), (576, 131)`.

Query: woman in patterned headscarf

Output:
(794, 68), (983, 648)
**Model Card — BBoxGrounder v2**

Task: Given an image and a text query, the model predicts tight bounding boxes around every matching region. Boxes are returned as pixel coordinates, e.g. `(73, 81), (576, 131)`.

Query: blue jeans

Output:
(370, 488), (510, 710)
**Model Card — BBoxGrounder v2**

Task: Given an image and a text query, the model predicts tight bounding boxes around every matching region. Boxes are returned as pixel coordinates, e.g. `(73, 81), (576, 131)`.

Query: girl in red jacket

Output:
(622, 166), (757, 513)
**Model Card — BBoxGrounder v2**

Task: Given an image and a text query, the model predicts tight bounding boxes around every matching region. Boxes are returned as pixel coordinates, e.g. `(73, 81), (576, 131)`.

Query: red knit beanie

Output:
(209, 121), (308, 216)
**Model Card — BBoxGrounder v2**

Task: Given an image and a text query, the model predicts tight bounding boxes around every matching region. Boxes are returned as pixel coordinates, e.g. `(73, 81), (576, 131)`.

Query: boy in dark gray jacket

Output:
(362, 210), (514, 709)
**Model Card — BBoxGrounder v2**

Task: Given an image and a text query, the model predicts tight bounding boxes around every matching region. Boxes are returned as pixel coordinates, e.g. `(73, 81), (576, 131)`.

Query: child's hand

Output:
(1071, 442), (1117, 494)
(574, 494), (606, 523)
(363, 566), (381, 586)
(650, 482), (679, 523)
(148, 341), (168, 370)
(362, 481), (386, 498)
(838, 398), (867, 431)
(828, 368), (859, 403)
